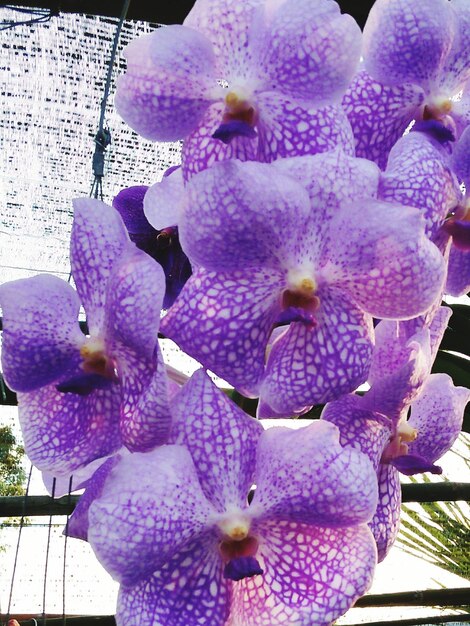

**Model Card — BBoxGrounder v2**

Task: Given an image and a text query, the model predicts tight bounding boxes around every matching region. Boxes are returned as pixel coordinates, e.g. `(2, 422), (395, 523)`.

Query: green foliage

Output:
(397, 475), (470, 582)
(0, 425), (26, 496)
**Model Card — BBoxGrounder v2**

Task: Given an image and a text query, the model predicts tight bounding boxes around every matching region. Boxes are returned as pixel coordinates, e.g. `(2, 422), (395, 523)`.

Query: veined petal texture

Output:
(408, 374), (470, 463)
(181, 159), (311, 271)
(256, 0), (362, 104)
(379, 131), (462, 238)
(0, 275), (83, 392)
(115, 25), (218, 141)
(251, 421), (378, 527)
(343, 69), (424, 170)
(170, 370), (263, 512)
(71, 198), (129, 334)
(228, 522), (376, 626)
(88, 446), (217, 587)
(116, 533), (229, 626)
(363, 0), (454, 92)
(323, 199), (446, 319)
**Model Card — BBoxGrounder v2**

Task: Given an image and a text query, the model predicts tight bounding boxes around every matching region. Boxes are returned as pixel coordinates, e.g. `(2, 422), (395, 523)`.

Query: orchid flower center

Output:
(422, 96), (453, 121)
(223, 90), (257, 126)
(80, 337), (118, 381)
(382, 420), (418, 462)
(212, 85), (258, 144)
(279, 268), (320, 326)
(217, 512), (263, 581)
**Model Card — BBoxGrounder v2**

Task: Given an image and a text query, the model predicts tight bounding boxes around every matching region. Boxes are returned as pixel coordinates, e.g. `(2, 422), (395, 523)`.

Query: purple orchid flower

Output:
(68, 369), (378, 626)
(160, 150), (446, 416)
(378, 128), (470, 296)
(112, 180), (192, 309)
(343, 0), (470, 169)
(115, 0), (362, 179)
(0, 198), (171, 476)
(322, 311), (470, 560)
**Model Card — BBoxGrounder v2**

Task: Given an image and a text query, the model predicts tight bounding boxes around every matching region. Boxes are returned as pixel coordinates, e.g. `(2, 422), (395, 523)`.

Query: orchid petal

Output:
(161, 268), (284, 396)
(116, 534), (230, 626)
(170, 370), (263, 512)
(184, 0), (263, 75)
(323, 200), (446, 319)
(88, 446), (216, 586)
(363, 0), (454, 91)
(256, 95), (355, 163)
(438, 0), (470, 93)
(343, 70), (424, 169)
(321, 395), (392, 471)
(228, 521), (376, 626)
(451, 125), (470, 187)
(115, 25), (218, 141)
(103, 246), (170, 451)
(0, 275), (83, 392)
(71, 198), (129, 334)
(365, 322), (432, 419)
(258, 0), (362, 104)
(408, 374), (470, 463)
(251, 421), (378, 527)
(369, 463), (401, 562)
(181, 159), (311, 271)
(260, 288), (373, 414)
(143, 168), (185, 231)
(379, 132), (462, 238)
(18, 380), (121, 475)
(445, 245), (470, 296)
(66, 456), (118, 541)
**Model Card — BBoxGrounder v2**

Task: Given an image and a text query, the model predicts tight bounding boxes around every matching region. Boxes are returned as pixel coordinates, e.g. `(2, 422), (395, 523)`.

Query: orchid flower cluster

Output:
(1, 0), (470, 624)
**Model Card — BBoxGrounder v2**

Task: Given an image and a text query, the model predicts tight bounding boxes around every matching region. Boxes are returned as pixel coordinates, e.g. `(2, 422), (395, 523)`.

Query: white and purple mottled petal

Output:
(272, 149), (380, 251)
(407, 374), (470, 463)
(184, 0), (262, 75)
(363, 0), (454, 91)
(321, 395), (392, 471)
(452, 125), (470, 186)
(343, 70), (424, 169)
(251, 421), (378, 527)
(161, 267), (283, 396)
(0, 275), (83, 392)
(115, 25), (218, 141)
(365, 321), (432, 419)
(260, 287), (373, 414)
(66, 456), (119, 541)
(256, 96), (355, 162)
(170, 370), (263, 512)
(18, 380), (121, 475)
(71, 198), (129, 334)
(181, 159), (311, 271)
(104, 246), (170, 451)
(323, 199), (446, 319)
(228, 521), (376, 626)
(379, 131), (462, 238)
(438, 0), (470, 93)
(116, 533), (230, 626)
(257, 0), (362, 104)
(445, 245), (470, 296)
(369, 463), (401, 562)
(143, 167), (185, 231)
(88, 445), (217, 587)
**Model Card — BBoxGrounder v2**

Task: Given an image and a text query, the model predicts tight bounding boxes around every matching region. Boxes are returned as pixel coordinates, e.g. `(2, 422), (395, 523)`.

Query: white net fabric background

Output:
(0, 7), (181, 287)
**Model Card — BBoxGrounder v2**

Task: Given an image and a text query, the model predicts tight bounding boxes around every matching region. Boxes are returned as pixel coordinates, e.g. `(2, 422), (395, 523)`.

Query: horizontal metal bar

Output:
(346, 614), (470, 626)
(355, 588), (470, 608)
(0, 494), (79, 517)
(1, 482), (468, 518)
